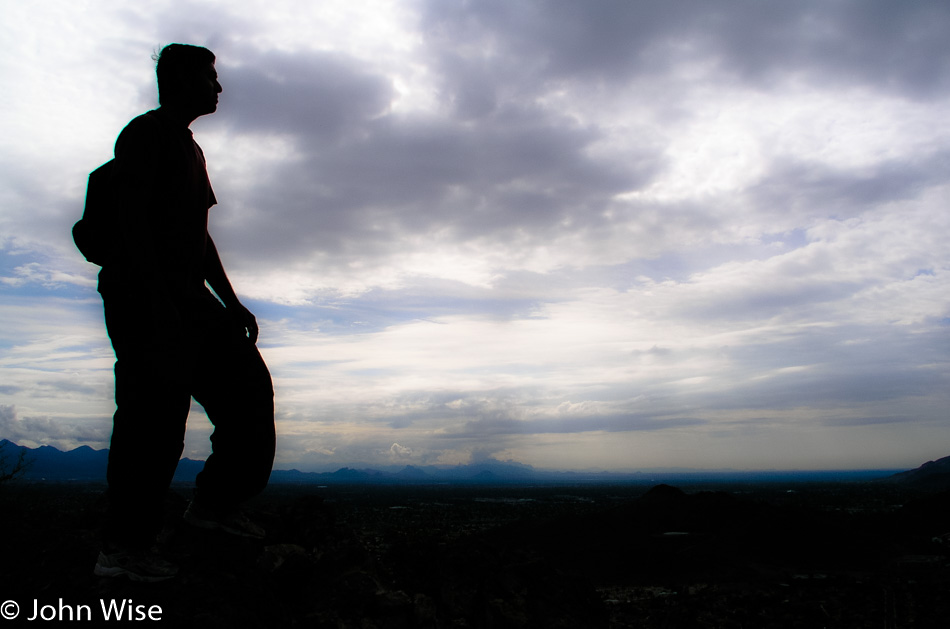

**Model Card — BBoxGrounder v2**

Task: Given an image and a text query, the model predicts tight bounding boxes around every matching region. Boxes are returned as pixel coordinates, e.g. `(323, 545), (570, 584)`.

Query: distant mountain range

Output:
(0, 439), (933, 486)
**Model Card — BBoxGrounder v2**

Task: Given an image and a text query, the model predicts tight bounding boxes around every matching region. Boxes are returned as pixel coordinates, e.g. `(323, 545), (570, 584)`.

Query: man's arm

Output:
(204, 235), (259, 343)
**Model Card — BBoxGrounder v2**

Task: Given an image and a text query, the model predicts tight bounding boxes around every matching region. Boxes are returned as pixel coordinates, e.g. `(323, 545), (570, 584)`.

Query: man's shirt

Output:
(106, 108), (217, 305)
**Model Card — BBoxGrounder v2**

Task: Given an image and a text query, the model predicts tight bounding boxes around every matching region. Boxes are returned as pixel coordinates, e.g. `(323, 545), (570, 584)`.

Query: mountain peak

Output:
(886, 455), (950, 490)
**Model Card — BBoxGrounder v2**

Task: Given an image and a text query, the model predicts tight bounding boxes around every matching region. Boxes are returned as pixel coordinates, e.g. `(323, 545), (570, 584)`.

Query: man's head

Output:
(156, 44), (221, 116)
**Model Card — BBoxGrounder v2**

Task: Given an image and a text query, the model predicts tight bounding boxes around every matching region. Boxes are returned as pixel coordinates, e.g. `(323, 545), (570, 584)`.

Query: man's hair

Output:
(155, 44), (216, 105)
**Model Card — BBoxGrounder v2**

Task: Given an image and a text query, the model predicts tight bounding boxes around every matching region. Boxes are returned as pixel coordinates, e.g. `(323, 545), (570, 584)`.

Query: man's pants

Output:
(101, 289), (275, 548)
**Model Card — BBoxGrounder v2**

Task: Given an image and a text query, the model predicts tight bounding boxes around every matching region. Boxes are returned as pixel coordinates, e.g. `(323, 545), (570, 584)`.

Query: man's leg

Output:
(97, 291), (190, 579)
(104, 356), (191, 548)
(189, 306), (275, 524)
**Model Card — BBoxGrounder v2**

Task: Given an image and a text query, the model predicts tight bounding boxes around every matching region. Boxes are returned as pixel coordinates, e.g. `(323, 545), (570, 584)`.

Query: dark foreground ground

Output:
(2, 479), (948, 628)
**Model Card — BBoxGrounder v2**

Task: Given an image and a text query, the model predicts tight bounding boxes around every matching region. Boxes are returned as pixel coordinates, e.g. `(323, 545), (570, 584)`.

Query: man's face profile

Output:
(171, 62), (222, 117)
(191, 63), (222, 116)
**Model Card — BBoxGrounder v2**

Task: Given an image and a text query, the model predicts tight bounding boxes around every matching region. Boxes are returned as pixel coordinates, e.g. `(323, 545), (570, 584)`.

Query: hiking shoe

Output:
(183, 501), (266, 539)
(94, 548), (178, 582)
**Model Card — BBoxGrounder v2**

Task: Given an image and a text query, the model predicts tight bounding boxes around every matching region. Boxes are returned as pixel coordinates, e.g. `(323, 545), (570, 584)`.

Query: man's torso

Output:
(102, 109), (217, 305)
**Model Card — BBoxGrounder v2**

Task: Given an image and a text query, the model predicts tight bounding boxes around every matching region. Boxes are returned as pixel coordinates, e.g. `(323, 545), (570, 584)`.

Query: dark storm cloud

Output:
(220, 50), (394, 143)
(195, 0), (950, 282)
(421, 0), (950, 98)
(315, 106), (644, 234)
(748, 151), (950, 223)
(212, 56), (656, 269)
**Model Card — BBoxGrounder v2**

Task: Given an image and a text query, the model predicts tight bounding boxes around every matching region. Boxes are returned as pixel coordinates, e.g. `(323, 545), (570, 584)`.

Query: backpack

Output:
(72, 159), (117, 266)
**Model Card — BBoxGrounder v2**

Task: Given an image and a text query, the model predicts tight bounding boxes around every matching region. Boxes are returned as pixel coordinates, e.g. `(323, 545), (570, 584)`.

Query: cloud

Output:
(421, 0), (950, 98)
(206, 83), (656, 299)
(2, 1), (949, 470)
(1, 262), (96, 290)
(219, 50), (394, 142)
(0, 404), (110, 451)
(389, 442), (413, 461)
(184, 0), (950, 309)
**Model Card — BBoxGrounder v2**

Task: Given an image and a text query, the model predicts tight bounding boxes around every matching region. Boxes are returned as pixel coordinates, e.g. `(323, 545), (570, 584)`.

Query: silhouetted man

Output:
(93, 44), (275, 582)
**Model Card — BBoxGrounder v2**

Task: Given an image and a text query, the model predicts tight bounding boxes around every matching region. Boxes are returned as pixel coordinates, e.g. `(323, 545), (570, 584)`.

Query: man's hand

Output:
(204, 236), (259, 342)
(230, 303), (260, 344)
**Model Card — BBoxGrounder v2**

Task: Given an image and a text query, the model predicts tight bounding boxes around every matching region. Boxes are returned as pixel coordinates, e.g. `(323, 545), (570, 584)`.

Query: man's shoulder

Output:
(115, 110), (168, 154)
(119, 109), (164, 135)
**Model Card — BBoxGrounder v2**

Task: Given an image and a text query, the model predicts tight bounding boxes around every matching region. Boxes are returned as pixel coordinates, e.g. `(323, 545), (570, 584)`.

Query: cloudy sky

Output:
(2, 0), (948, 472)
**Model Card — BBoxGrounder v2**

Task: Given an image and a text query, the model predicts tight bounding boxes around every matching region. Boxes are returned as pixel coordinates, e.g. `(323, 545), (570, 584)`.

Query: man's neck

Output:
(157, 103), (201, 129)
